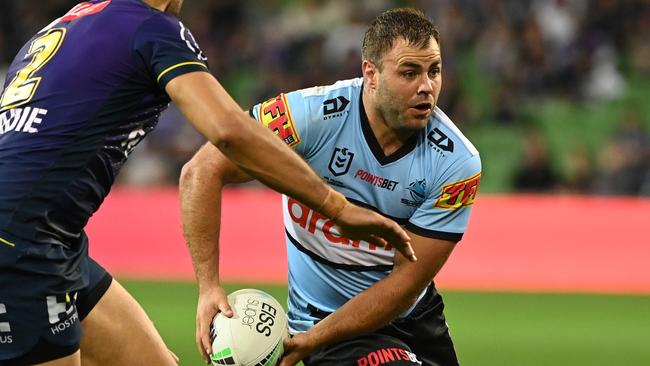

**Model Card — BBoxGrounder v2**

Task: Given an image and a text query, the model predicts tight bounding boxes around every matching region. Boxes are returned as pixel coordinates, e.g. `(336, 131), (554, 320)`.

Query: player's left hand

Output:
(278, 332), (317, 366)
(196, 285), (233, 364)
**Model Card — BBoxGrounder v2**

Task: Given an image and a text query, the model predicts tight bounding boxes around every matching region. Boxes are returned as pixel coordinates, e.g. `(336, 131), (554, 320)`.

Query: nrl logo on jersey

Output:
(328, 147), (354, 177)
(401, 179), (427, 207)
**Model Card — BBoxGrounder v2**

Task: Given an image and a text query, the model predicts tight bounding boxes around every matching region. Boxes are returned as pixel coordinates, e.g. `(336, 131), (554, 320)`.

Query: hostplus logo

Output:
(0, 303), (12, 344)
(47, 292), (79, 335)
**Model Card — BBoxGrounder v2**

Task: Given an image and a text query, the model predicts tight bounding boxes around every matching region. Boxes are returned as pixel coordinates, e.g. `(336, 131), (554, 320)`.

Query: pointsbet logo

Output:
(357, 347), (422, 365)
(354, 169), (399, 191)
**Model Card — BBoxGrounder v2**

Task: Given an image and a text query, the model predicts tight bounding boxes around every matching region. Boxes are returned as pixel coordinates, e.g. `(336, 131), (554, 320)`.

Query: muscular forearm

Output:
(306, 270), (423, 349)
(179, 162), (224, 290)
(305, 234), (454, 351)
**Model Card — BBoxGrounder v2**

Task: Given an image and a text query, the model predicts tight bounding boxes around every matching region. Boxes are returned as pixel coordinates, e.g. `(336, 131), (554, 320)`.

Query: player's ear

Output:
(362, 60), (378, 90)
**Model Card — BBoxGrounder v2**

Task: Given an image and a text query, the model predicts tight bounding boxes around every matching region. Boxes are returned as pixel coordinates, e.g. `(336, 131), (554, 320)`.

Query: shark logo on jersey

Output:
(328, 147), (354, 177)
(402, 179), (427, 207)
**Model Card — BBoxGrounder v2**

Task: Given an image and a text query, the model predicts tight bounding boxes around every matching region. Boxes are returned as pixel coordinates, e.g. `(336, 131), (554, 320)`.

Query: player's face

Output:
(374, 37), (442, 132)
(165, 0), (184, 16)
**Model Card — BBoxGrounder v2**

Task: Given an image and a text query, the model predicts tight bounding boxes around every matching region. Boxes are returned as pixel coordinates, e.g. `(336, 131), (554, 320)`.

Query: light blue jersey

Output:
(251, 78), (481, 334)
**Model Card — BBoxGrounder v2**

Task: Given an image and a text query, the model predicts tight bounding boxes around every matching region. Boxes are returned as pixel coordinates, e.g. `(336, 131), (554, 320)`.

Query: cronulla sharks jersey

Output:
(250, 78), (481, 333)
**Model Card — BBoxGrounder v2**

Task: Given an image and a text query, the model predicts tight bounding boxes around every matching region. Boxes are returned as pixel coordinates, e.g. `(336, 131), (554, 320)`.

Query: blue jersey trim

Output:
(405, 222), (463, 242)
(286, 229), (394, 272)
(358, 86), (419, 165)
(346, 197), (409, 225)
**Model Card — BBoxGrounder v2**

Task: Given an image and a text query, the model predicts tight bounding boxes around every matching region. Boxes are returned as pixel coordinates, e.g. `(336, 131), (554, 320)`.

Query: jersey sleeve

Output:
(406, 154), (482, 242)
(133, 14), (208, 90)
(249, 90), (313, 157)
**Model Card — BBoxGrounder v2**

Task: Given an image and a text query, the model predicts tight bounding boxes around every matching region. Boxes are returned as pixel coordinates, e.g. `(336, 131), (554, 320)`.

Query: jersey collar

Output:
(358, 85), (420, 166)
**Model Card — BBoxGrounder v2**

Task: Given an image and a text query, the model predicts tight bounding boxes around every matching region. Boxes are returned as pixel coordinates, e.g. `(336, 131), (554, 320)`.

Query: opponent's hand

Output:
(278, 332), (317, 366)
(196, 285), (233, 364)
(334, 203), (416, 262)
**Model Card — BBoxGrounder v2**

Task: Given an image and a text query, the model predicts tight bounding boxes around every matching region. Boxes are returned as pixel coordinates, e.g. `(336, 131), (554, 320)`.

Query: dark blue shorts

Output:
(0, 231), (112, 365)
(304, 285), (459, 366)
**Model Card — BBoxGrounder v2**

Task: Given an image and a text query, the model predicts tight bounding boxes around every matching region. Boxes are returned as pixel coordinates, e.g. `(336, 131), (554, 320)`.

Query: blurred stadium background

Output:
(2, 0), (650, 365)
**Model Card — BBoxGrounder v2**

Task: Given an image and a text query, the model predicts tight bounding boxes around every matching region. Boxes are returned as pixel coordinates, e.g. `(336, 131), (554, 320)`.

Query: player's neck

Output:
(362, 91), (416, 156)
(143, 0), (169, 12)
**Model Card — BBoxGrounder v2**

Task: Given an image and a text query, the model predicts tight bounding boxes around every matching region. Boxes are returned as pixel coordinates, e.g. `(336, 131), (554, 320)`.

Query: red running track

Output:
(86, 188), (650, 294)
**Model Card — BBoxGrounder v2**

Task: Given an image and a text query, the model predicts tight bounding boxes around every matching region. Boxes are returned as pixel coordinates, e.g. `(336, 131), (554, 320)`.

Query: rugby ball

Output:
(209, 289), (289, 366)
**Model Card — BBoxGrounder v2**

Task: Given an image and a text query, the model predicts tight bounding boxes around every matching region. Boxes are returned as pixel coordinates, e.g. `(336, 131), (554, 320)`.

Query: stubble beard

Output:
(375, 83), (406, 131)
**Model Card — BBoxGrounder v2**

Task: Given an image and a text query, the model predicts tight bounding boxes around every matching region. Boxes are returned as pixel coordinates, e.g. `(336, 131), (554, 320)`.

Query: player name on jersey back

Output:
(0, 107), (48, 134)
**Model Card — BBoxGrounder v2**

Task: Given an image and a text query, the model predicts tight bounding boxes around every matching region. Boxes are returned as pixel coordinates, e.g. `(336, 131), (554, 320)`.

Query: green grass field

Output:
(121, 279), (650, 366)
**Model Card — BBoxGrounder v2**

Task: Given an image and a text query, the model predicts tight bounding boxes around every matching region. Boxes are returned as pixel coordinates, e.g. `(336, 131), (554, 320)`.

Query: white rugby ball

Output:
(210, 289), (289, 366)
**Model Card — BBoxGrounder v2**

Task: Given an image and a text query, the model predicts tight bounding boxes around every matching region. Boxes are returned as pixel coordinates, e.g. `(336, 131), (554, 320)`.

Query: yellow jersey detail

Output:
(156, 61), (206, 83)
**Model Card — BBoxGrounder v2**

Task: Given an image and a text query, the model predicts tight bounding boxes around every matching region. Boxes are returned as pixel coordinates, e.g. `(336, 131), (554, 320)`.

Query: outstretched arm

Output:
(179, 142), (251, 363)
(167, 72), (414, 259)
(279, 232), (456, 366)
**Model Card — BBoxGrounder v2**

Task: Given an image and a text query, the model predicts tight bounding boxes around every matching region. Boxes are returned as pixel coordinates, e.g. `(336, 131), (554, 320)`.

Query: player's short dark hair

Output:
(362, 8), (440, 70)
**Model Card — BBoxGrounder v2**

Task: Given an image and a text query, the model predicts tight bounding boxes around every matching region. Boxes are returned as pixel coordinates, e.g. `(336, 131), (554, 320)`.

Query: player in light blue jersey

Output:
(0, 1), (412, 365)
(181, 8), (480, 366)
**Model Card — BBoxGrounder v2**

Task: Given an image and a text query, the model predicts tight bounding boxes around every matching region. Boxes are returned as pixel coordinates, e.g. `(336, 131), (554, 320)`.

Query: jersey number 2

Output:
(0, 28), (66, 111)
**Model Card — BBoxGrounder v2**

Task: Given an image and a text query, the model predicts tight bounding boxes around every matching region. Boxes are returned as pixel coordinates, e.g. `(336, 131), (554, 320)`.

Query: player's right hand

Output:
(334, 203), (416, 262)
(196, 285), (233, 364)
